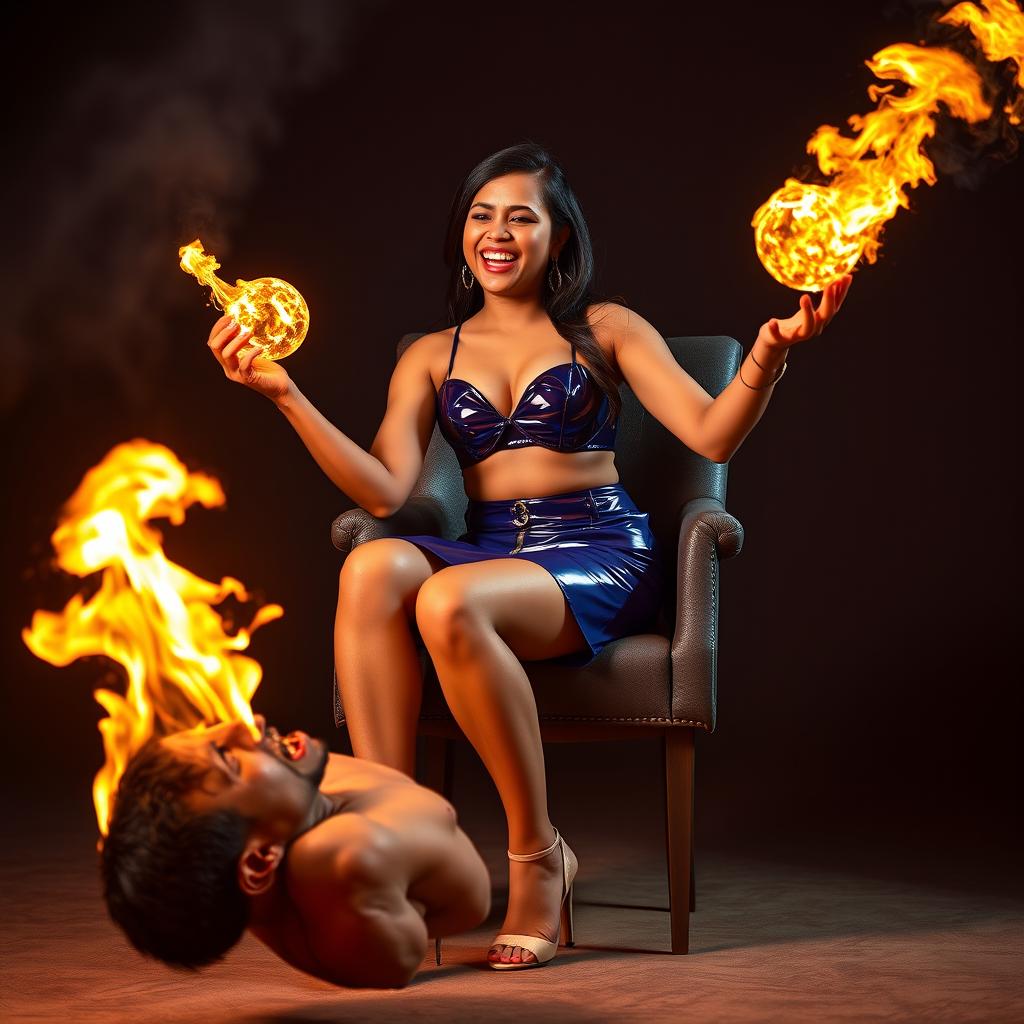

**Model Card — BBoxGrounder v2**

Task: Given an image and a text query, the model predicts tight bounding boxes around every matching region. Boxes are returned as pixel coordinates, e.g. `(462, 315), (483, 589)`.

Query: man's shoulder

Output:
(289, 810), (382, 864)
(286, 813), (384, 900)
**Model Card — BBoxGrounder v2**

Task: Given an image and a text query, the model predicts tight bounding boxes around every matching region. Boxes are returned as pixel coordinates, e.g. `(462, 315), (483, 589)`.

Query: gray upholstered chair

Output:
(331, 332), (744, 954)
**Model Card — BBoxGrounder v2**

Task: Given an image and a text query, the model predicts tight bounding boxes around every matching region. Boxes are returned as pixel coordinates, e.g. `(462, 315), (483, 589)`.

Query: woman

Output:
(207, 142), (851, 970)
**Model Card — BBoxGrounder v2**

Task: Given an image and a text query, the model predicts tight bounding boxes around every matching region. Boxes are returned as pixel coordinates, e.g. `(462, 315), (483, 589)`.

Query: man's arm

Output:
(325, 876), (429, 989)
(412, 823), (491, 938)
(304, 839), (429, 989)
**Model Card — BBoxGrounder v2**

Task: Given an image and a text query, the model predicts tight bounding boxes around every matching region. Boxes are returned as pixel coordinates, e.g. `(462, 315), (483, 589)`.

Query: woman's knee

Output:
(338, 539), (430, 617)
(414, 573), (483, 655)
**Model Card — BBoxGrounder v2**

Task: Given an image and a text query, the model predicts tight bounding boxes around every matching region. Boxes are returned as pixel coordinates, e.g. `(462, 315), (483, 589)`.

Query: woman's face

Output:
(462, 171), (569, 299)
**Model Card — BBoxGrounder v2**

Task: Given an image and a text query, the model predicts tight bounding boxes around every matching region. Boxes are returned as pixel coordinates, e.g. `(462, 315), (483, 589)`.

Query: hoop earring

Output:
(548, 257), (563, 292)
(461, 263), (475, 290)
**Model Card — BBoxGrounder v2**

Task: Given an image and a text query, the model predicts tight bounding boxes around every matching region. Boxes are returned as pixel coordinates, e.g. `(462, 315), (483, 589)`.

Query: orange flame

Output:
(179, 239), (310, 361)
(753, 0), (1023, 291)
(941, 0), (1024, 106)
(21, 440), (283, 836)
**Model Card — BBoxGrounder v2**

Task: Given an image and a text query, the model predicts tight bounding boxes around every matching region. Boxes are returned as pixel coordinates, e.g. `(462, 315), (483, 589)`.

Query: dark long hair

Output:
(438, 141), (627, 423)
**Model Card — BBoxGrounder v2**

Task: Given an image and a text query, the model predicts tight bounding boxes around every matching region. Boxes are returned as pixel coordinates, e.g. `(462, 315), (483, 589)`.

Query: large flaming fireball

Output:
(21, 441), (283, 837)
(179, 239), (309, 360)
(754, 0), (1024, 291)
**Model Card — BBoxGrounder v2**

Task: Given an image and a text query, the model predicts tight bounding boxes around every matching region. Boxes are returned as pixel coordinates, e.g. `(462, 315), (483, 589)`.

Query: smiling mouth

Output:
(480, 252), (519, 273)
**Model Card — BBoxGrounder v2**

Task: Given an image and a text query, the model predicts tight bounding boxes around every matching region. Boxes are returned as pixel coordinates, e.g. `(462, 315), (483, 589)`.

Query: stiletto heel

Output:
(435, 937), (442, 965)
(488, 827), (578, 970)
(560, 882), (575, 947)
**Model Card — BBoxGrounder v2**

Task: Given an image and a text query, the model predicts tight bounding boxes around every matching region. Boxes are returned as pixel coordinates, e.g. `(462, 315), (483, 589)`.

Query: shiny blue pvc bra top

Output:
(435, 320), (618, 469)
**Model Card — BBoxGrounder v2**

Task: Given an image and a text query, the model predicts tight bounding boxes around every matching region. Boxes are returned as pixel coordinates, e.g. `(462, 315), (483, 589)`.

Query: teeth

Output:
(482, 252), (516, 261)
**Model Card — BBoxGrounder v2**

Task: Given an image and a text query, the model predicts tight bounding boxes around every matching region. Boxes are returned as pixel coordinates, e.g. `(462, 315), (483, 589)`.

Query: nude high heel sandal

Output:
(489, 827), (577, 970)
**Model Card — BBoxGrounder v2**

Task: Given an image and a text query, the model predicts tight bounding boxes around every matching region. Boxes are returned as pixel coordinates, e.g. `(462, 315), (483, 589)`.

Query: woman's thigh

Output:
(338, 538), (449, 618)
(415, 559), (588, 662)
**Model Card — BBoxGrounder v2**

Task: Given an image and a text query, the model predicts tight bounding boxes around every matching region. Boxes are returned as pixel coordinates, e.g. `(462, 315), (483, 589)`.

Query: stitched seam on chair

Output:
(414, 712), (710, 727)
(337, 712), (710, 728)
(710, 534), (718, 655)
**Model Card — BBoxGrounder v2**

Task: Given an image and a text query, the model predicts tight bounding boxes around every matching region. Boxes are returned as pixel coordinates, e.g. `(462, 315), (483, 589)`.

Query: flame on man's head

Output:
(22, 440), (283, 836)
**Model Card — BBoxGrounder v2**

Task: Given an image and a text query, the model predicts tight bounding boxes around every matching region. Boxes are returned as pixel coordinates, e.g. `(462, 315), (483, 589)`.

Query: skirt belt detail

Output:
(466, 483), (642, 556)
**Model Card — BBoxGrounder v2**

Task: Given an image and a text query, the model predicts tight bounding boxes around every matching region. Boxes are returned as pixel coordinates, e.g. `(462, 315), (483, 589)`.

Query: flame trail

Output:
(179, 239), (310, 361)
(21, 440), (283, 836)
(753, 0), (1024, 291)
(942, 0), (1024, 103)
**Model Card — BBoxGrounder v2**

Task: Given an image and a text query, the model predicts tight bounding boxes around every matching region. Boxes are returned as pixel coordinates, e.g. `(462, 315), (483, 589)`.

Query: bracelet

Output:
(738, 347), (788, 390)
(750, 347), (786, 373)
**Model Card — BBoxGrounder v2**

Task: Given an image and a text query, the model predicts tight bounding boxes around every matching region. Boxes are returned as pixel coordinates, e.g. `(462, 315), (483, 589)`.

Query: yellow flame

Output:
(179, 239), (310, 361)
(753, 0), (1024, 291)
(21, 440), (283, 836)
(942, 0), (1024, 124)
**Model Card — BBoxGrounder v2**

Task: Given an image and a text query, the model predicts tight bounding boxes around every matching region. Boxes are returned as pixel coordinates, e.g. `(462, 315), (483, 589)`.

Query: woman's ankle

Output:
(507, 823), (558, 858)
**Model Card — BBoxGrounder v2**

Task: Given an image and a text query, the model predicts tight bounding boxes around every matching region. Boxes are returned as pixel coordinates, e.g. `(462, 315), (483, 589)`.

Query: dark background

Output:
(2, 0), (1019, 869)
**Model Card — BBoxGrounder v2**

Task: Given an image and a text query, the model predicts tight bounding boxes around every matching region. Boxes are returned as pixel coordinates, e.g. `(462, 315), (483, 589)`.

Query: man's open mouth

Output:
(280, 733), (306, 761)
(265, 725), (307, 762)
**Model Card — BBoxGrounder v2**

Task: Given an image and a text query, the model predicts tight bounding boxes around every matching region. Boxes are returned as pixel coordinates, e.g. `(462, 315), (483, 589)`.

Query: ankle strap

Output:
(507, 828), (560, 862)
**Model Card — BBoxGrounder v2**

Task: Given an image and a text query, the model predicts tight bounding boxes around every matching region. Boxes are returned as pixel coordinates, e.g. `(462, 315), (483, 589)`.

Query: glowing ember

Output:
(21, 440), (283, 836)
(753, 0), (1023, 291)
(179, 239), (310, 360)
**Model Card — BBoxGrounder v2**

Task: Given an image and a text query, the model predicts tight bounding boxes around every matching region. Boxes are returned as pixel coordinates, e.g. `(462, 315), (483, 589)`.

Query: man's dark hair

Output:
(100, 735), (251, 969)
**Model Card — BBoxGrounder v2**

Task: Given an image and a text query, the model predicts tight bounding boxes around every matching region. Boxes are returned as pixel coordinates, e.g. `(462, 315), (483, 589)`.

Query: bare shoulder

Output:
(584, 301), (643, 370)
(286, 813), (383, 899)
(394, 327), (449, 367)
(395, 327), (454, 390)
(585, 301), (648, 337)
(585, 300), (627, 327)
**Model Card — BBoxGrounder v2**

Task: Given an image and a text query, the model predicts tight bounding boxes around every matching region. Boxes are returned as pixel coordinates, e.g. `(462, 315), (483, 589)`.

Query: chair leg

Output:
(664, 728), (695, 954)
(422, 736), (455, 800)
(690, 791), (696, 913)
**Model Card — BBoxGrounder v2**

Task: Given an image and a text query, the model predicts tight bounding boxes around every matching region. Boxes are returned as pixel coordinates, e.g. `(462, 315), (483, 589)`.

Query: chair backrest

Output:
(400, 332), (742, 629)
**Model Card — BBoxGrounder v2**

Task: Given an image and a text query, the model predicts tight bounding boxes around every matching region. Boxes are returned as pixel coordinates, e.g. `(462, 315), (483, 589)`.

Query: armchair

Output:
(331, 332), (744, 954)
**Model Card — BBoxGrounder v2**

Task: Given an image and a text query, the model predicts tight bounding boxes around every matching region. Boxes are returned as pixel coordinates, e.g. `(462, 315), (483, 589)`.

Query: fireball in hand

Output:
(178, 239), (309, 361)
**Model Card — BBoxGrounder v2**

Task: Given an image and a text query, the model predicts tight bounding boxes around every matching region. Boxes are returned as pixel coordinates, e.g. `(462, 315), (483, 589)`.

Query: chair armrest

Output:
(669, 497), (744, 731)
(330, 497), (448, 554)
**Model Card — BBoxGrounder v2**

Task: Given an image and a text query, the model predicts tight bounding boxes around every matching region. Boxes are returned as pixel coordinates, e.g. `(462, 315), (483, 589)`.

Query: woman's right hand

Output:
(207, 314), (291, 402)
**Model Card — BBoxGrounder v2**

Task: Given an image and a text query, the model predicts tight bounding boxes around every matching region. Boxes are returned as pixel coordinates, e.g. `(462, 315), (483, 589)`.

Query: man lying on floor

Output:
(100, 714), (490, 988)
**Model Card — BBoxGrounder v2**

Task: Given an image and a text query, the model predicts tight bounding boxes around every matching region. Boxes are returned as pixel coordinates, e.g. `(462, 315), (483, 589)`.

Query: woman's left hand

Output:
(758, 273), (853, 352)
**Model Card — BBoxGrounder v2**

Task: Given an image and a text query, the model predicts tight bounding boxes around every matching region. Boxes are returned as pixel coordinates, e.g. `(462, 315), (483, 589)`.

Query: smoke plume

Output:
(2, 0), (385, 413)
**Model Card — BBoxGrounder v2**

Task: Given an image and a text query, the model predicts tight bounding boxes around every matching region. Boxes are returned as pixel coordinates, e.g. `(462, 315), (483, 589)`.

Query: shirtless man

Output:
(100, 714), (491, 988)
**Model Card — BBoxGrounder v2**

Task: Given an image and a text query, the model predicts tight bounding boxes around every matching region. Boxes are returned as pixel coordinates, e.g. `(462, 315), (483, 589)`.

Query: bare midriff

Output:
(460, 447), (619, 502)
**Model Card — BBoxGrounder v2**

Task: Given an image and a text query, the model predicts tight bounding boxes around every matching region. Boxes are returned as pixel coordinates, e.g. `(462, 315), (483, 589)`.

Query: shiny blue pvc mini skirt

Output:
(393, 482), (665, 667)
